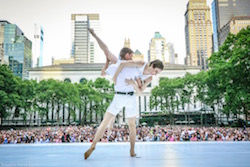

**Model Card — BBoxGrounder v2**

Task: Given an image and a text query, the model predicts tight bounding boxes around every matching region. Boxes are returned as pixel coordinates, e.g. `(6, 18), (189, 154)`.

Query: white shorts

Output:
(107, 94), (136, 118)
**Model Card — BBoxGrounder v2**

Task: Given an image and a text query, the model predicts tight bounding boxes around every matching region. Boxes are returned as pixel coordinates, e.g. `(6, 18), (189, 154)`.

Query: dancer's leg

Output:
(128, 117), (137, 157)
(107, 117), (116, 136)
(84, 112), (115, 159)
(88, 28), (118, 64)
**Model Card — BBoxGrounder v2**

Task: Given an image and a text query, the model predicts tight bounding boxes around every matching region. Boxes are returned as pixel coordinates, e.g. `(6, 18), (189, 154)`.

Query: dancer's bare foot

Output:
(84, 147), (95, 160)
(130, 149), (137, 157)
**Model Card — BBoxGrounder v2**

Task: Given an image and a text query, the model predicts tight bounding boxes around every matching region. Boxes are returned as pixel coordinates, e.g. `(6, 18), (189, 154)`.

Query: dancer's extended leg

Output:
(107, 117), (115, 136)
(128, 117), (137, 157)
(88, 28), (118, 64)
(84, 112), (115, 160)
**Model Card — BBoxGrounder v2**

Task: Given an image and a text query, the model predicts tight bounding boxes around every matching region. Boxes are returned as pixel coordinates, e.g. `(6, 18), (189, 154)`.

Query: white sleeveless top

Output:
(106, 60), (140, 92)
(136, 62), (151, 81)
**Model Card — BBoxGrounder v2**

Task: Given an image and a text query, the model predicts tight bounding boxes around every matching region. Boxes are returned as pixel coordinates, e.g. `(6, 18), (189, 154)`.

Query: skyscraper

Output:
(0, 21), (9, 65)
(211, 0), (250, 52)
(184, 0), (212, 70)
(33, 24), (44, 67)
(1, 21), (32, 79)
(148, 32), (169, 63)
(71, 14), (104, 63)
(0, 45), (4, 65)
(166, 43), (175, 64)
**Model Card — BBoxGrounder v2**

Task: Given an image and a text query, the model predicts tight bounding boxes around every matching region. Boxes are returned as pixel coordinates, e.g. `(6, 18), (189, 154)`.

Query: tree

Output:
(0, 65), (20, 124)
(208, 26), (250, 122)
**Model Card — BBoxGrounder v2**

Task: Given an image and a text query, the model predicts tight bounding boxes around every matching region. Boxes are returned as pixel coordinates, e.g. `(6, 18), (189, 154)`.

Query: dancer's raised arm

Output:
(112, 60), (144, 84)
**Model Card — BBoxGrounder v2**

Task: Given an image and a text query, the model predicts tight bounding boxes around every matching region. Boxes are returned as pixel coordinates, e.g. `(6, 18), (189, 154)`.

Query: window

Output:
(80, 78), (87, 84)
(64, 78), (71, 83)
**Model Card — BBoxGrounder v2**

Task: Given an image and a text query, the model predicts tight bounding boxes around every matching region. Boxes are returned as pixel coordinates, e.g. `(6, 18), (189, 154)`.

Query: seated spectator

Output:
(190, 133), (198, 141)
(183, 131), (190, 141)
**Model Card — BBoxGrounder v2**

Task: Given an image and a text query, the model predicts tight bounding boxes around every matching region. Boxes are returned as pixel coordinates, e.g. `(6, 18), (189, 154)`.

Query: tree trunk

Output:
(244, 105), (248, 122)
(84, 102), (87, 125)
(68, 103), (71, 124)
(90, 101), (93, 123)
(24, 107), (27, 126)
(46, 101), (49, 121)
(29, 114), (32, 126)
(79, 104), (82, 124)
(73, 105), (76, 121)
(57, 102), (60, 123)
(51, 100), (54, 125)
(95, 110), (98, 123)
(63, 103), (65, 123)
(101, 101), (104, 120)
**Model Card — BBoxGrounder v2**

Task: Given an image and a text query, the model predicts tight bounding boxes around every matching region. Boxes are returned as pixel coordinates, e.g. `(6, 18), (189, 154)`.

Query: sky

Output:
(0, 0), (213, 65)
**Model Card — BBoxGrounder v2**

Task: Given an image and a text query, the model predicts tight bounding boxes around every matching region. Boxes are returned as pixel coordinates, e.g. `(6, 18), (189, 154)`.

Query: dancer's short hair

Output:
(119, 47), (134, 60)
(150, 59), (164, 70)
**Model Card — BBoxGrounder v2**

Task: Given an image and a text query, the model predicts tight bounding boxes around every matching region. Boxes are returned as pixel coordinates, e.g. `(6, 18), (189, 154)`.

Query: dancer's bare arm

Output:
(88, 28), (118, 64)
(125, 79), (143, 95)
(140, 76), (152, 91)
(125, 76), (152, 94)
(101, 58), (110, 76)
(135, 78), (142, 88)
(112, 60), (144, 84)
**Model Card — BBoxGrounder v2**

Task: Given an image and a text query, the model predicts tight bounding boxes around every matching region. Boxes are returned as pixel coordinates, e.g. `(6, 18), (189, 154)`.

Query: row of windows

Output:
(236, 21), (250, 24)
(64, 78), (87, 83)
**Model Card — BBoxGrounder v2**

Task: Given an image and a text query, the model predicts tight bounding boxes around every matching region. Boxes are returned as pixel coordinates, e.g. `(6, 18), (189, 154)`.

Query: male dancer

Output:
(84, 54), (143, 159)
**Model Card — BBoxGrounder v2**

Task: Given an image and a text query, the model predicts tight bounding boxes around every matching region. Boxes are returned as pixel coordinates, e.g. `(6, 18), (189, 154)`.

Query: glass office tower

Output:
(3, 22), (32, 80)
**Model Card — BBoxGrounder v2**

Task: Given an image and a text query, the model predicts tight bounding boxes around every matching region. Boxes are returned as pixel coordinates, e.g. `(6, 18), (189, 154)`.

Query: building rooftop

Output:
(0, 20), (11, 25)
(134, 50), (142, 55)
(231, 16), (250, 23)
(154, 32), (163, 38)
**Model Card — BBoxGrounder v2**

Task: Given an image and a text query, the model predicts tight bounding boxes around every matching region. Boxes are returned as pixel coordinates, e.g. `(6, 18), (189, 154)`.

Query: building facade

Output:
(2, 21), (32, 79)
(32, 24), (44, 67)
(148, 32), (169, 63)
(184, 0), (212, 70)
(219, 16), (250, 45)
(28, 63), (201, 125)
(133, 49), (144, 61)
(211, 0), (250, 52)
(0, 21), (9, 65)
(0, 45), (4, 65)
(166, 43), (176, 64)
(52, 57), (75, 65)
(71, 14), (104, 64)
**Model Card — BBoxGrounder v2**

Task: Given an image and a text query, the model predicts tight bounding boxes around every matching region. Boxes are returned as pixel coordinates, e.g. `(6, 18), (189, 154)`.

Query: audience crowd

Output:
(1, 125), (249, 144)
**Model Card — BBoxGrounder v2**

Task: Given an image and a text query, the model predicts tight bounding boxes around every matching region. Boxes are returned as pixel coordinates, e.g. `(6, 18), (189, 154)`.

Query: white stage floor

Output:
(0, 142), (250, 167)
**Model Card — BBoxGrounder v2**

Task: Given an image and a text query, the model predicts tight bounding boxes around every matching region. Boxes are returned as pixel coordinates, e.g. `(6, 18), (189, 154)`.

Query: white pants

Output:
(107, 94), (136, 118)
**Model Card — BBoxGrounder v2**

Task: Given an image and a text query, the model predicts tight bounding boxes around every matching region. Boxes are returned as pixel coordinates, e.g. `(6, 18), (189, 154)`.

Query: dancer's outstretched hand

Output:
(125, 79), (135, 86)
